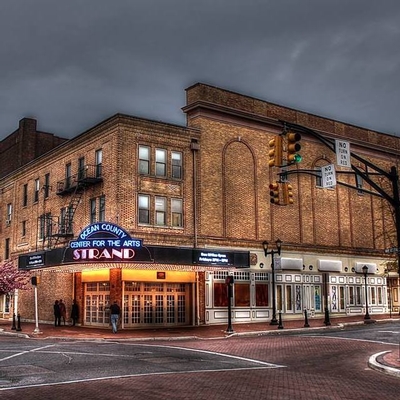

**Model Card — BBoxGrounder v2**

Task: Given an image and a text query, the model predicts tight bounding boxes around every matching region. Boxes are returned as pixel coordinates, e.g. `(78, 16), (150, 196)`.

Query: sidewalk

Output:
(1, 315), (399, 376)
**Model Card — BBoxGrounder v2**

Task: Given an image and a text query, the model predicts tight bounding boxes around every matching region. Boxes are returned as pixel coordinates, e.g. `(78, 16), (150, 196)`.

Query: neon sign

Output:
(67, 222), (146, 262)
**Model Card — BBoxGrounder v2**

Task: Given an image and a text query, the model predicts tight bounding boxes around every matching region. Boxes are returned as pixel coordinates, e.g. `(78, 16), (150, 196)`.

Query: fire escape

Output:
(49, 164), (103, 248)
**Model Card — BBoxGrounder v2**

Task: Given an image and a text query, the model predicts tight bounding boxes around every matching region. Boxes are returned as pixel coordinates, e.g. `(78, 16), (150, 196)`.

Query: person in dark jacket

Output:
(59, 299), (67, 325)
(54, 300), (61, 327)
(70, 299), (79, 326)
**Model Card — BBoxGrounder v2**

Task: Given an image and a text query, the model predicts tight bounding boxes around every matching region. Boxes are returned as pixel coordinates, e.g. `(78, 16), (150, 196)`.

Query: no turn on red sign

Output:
(321, 164), (336, 188)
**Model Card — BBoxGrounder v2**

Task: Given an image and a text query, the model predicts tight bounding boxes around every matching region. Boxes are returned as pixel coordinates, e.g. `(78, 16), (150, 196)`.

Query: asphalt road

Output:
(1, 323), (399, 399)
(300, 320), (400, 345)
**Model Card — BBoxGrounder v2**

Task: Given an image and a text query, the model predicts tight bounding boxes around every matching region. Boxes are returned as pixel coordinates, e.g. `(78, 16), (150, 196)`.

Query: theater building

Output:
(1, 83), (399, 329)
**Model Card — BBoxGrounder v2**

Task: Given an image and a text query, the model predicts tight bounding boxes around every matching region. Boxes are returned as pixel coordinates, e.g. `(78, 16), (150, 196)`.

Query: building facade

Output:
(1, 83), (399, 328)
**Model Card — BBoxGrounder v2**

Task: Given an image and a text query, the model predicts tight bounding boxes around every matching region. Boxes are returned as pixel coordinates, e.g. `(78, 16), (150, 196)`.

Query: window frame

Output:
(34, 178), (40, 202)
(171, 151), (182, 179)
(44, 173), (50, 198)
(138, 194), (150, 224)
(171, 198), (183, 227)
(23, 184), (28, 207)
(139, 145), (150, 175)
(95, 149), (103, 178)
(155, 148), (167, 177)
(155, 196), (167, 226)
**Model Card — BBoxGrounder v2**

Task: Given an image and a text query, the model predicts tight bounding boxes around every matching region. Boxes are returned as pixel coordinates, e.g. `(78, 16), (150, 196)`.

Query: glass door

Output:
(123, 282), (189, 327)
(84, 282), (110, 326)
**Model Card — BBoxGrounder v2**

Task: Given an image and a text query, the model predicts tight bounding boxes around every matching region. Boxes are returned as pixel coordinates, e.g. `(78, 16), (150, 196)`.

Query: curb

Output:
(369, 351), (400, 378)
(0, 328), (30, 339)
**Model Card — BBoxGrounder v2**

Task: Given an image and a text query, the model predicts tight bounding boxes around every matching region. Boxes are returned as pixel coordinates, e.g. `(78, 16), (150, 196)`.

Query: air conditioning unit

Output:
(5, 219), (11, 226)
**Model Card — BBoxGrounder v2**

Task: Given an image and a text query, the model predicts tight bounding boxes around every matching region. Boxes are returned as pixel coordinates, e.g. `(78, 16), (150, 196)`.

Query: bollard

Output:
(11, 313), (16, 330)
(304, 309), (310, 328)
(278, 311), (284, 329)
(324, 307), (331, 326)
(16, 313), (22, 331)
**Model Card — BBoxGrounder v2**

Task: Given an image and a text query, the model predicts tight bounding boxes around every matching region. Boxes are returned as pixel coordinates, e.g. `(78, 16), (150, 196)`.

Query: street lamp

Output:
(263, 239), (282, 325)
(362, 265), (371, 320)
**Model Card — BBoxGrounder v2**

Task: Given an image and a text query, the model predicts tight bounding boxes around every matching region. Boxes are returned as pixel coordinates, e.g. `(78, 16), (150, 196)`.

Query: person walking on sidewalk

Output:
(70, 299), (79, 326)
(110, 301), (121, 333)
(54, 300), (61, 327)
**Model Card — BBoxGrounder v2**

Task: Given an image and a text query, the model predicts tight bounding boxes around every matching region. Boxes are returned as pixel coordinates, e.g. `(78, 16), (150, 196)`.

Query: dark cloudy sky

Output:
(1, 0), (400, 140)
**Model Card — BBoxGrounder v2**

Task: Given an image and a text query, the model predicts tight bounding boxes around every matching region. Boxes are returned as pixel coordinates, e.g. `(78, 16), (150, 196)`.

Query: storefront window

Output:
(214, 283), (228, 307)
(234, 283), (250, 307)
(377, 287), (383, 305)
(255, 283), (268, 306)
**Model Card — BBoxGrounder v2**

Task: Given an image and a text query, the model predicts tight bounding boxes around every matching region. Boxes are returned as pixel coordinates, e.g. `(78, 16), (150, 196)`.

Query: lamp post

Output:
(263, 239), (282, 325)
(362, 265), (371, 320)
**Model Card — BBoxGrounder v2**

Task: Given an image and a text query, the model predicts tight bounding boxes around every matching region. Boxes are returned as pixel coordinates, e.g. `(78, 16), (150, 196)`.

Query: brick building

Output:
(1, 83), (399, 328)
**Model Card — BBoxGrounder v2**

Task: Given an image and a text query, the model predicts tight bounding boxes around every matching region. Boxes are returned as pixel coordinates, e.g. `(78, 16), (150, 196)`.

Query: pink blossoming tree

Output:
(0, 260), (30, 295)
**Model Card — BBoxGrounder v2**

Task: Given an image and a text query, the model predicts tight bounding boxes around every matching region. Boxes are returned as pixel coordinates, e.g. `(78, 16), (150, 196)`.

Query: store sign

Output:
(26, 252), (46, 268)
(193, 250), (233, 266)
(66, 222), (150, 263)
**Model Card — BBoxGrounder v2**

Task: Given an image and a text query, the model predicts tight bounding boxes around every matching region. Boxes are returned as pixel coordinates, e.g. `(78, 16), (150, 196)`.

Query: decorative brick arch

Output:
(222, 138), (258, 239)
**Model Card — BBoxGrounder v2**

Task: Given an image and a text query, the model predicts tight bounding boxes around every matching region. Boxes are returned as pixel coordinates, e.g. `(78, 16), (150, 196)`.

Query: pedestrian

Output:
(109, 300), (121, 333)
(54, 300), (61, 327)
(70, 299), (79, 326)
(59, 299), (67, 325)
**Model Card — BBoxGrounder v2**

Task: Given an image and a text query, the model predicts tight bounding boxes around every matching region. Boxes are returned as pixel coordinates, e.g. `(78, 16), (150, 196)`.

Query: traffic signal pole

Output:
(279, 120), (400, 278)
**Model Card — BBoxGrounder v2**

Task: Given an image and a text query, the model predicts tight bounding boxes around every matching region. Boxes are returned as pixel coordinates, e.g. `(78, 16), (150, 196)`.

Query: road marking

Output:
(0, 344), (55, 362)
(305, 335), (399, 346)
(133, 342), (285, 367)
(0, 342), (285, 391)
(0, 366), (281, 391)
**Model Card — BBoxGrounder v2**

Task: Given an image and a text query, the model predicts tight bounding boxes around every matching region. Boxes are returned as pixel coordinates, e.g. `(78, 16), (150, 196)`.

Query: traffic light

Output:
(282, 182), (294, 205)
(268, 135), (283, 168)
(287, 132), (302, 164)
(269, 182), (280, 205)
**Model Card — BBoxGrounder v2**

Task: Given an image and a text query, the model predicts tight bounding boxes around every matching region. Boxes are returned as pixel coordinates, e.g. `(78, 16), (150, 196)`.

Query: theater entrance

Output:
(123, 282), (190, 327)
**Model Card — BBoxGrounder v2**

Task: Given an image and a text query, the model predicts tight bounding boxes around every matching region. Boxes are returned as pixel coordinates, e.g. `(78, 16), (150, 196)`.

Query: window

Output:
(78, 157), (85, 180)
(356, 174), (364, 195)
(155, 197), (166, 225)
(22, 220), (26, 237)
(138, 195), (150, 224)
(60, 208), (67, 234)
(315, 167), (322, 187)
(139, 146), (150, 174)
(90, 195), (106, 223)
(90, 199), (96, 223)
(95, 149), (103, 178)
(214, 283), (229, 307)
(99, 195), (105, 221)
(60, 207), (72, 235)
(171, 151), (182, 179)
(234, 283), (251, 307)
(171, 198), (183, 227)
(65, 163), (72, 189)
(23, 184), (28, 207)
(255, 283), (268, 306)
(39, 213), (52, 239)
(44, 173), (50, 198)
(6, 203), (12, 222)
(34, 178), (40, 202)
(5, 238), (10, 260)
(155, 149), (167, 177)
